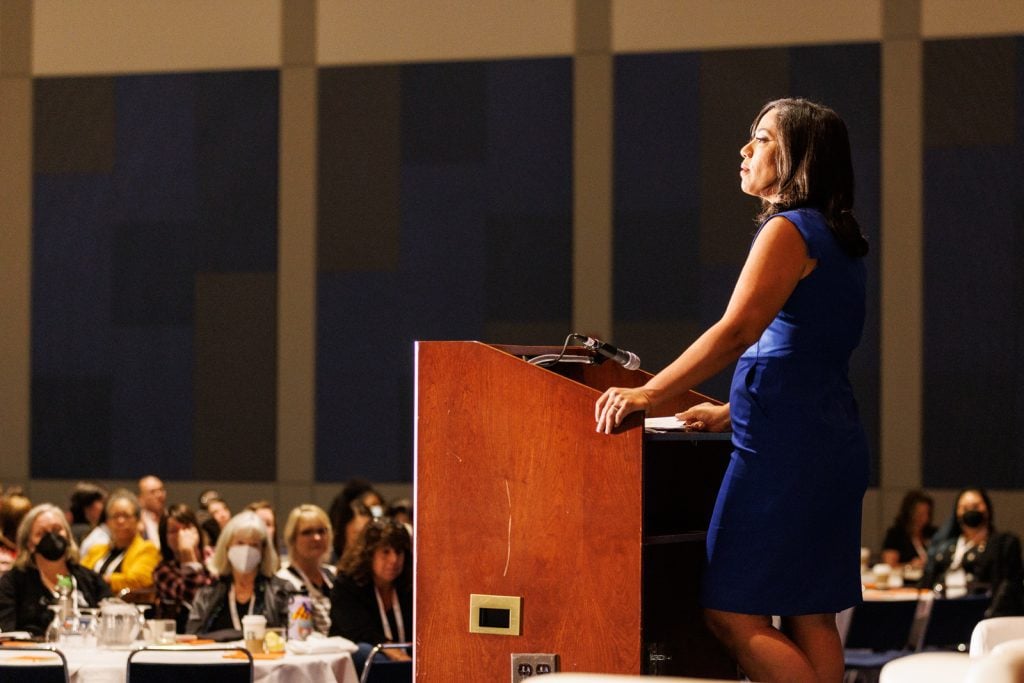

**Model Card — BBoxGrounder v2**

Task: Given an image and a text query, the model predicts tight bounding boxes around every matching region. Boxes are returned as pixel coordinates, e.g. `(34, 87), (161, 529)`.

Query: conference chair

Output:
(360, 642), (412, 683)
(878, 651), (971, 683)
(842, 599), (920, 682)
(969, 616), (1024, 657)
(126, 645), (254, 683)
(0, 645), (69, 683)
(916, 594), (991, 652)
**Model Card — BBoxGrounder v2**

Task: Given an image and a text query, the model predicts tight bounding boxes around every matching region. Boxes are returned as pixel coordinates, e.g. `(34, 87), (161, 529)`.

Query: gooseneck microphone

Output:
(574, 334), (642, 371)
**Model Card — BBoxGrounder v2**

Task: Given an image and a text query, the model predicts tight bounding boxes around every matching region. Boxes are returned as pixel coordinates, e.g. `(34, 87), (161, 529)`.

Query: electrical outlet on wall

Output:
(511, 653), (559, 682)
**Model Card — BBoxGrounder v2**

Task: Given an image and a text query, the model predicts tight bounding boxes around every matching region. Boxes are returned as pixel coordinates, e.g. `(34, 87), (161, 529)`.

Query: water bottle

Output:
(45, 574), (77, 643)
(287, 593), (314, 641)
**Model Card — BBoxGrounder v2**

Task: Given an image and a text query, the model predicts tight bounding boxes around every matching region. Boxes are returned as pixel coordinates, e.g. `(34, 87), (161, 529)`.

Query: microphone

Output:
(575, 335), (641, 371)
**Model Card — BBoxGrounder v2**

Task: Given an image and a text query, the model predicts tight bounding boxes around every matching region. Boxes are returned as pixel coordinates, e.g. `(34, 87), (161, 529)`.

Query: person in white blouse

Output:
(276, 504), (336, 634)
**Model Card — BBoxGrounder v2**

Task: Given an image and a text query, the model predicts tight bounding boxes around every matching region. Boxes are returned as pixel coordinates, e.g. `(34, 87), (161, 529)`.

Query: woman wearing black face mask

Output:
(0, 503), (110, 636)
(919, 488), (1024, 617)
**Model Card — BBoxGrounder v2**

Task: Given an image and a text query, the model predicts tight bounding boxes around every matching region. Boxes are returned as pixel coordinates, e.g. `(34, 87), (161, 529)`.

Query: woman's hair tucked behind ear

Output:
(753, 98), (869, 258)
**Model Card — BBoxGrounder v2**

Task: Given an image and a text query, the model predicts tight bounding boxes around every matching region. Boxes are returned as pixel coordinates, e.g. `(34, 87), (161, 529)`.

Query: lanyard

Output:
(374, 586), (405, 642)
(228, 583), (256, 630)
(951, 535), (979, 570)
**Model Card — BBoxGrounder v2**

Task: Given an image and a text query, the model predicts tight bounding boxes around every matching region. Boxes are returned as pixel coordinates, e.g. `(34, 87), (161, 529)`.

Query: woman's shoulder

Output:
(128, 535), (160, 555)
(988, 530), (1022, 551)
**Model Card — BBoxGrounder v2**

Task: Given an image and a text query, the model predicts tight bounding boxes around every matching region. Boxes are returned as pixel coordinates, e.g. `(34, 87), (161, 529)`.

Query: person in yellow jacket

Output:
(82, 489), (160, 595)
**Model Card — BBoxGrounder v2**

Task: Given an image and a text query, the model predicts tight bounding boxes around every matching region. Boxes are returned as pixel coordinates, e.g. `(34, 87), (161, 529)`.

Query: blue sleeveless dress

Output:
(700, 208), (869, 616)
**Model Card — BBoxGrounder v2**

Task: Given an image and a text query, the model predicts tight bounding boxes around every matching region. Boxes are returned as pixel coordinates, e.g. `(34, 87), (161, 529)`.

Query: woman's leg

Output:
(704, 608), (818, 683)
(781, 613), (844, 683)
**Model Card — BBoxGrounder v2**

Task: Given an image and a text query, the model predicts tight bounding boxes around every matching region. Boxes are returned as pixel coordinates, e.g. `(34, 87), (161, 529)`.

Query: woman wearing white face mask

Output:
(185, 511), (289, 637)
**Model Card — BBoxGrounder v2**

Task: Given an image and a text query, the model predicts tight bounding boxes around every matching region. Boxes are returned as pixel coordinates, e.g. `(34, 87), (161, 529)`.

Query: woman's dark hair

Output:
(893, 489), (934, 534)
(328, 478), (382, 559)
(68, 481), (107, 525)
(933, 487), (996, 543)
(337, 517), (412, 592)
(752, 98), (869, 258)
(158, 503), (206, 562)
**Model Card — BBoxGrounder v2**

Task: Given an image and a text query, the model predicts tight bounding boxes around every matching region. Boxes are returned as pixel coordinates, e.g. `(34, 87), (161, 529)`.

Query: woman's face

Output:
(255, 507), (276, 540)
(911, 501), (932, 532)
(957, 491), (988, 520)
(739, 108), (781, 200)
(107, 499), (139, 547)
(29, 510), (68, 554)
(210, 501), (231, 528)
(165, 517), (187, 551)
(372, 545), (405, 586)
(292, 516), (329, 564)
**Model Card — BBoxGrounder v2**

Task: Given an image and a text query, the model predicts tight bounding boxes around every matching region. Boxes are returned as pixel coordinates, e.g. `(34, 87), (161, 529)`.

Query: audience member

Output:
(0, 503), (111, 635)
(203, 497), (232, 547)
(881, 489), (936, 569)
(67, 481), (107, 545)
(0, 493), (31, 573)
(920, 488), (1024, 617)
(277, 504), (335, 634)
(329, 517), (412, 673)
(328, 479), (384, 562)
(81, 489), (161, 595)
(247, 499), (283, 564)
(186, 511), (289, 637)
(137, 475), (167, 548)
(387, 498), (413, 528)
(154, 503), (213, 632)
(195, 488), (220, 534)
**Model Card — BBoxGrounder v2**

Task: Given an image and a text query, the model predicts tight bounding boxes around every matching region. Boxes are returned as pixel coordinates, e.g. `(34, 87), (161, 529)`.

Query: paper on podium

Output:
(644, 416), (688, 432)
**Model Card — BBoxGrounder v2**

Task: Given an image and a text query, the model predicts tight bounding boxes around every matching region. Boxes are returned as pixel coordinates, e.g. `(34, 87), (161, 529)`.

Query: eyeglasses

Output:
(298, 527), (328, 537)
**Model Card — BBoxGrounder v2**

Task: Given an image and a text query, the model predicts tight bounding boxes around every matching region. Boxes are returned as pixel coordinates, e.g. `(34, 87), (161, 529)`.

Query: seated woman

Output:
(276, 504), (336, 634)
(329, 517), (412, 673)
(153, 503), (213, 632)
(186, 510), (289, 637)
(81, 490), (161, 596)
(0, 493), (32, 574)
(920, 488), (1024, 617)
(0, 503), (110, 635)
(880, 489), (936, 570)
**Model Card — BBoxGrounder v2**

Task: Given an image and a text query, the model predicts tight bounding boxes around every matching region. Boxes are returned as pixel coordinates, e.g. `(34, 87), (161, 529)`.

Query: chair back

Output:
(0, 645), (69, 683)
(126, 645), (254, 683)
(845, 599), (919, 651)
(917, 594), (990, 651)
(360, 642), (412, 683)
(969, 616), (1024, 657)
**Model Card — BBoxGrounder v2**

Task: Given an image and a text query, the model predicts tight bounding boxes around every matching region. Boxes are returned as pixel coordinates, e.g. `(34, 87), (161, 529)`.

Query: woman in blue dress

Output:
(596, 98), (869, 683)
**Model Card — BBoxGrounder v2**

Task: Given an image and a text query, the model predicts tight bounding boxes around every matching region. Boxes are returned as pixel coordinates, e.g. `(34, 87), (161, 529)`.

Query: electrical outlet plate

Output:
(511, 653), (559, 682)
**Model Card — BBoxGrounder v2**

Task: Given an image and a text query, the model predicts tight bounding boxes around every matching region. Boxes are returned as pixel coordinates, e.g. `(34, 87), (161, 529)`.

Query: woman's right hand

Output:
(676, 402), (731, 432)
(177, 526), (200, 562)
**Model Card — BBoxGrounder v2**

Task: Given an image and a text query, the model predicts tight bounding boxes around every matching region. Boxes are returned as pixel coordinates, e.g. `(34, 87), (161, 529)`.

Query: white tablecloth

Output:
(0, 644), (358, 683)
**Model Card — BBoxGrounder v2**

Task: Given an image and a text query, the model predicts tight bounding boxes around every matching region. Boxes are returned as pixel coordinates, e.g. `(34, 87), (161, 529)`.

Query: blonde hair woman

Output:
(185, 511), (289, 636)
(277, 504), (335, 634)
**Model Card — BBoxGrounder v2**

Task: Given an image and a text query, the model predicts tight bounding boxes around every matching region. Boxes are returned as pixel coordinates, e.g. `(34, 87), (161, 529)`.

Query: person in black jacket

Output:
(0, 503), (110, 636)
(186, 511), (289, 637)
(329, 517), (412, 673)
(920, 488), (1024, 617)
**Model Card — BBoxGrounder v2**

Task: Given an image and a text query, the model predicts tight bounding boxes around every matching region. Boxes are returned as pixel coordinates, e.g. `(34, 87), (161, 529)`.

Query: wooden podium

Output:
(414, 341), (736, 680)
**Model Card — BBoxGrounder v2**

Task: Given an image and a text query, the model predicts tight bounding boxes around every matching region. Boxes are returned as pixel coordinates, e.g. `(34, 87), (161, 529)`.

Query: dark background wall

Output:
(27, 37), (1024, 489)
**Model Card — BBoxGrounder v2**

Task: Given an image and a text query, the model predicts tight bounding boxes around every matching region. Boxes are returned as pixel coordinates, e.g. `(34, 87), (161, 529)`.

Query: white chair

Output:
(991, 639), (1024, 657)
(879, 652), (971, 683)
(969, 616), (1024, 657)
(965, 648), (1024, 683)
